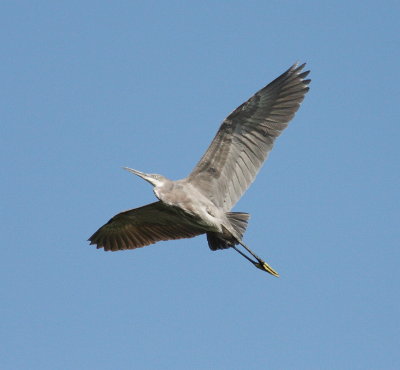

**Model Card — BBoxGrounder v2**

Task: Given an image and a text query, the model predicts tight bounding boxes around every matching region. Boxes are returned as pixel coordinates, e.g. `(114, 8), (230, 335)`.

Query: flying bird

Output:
(89, 63), (311, 276)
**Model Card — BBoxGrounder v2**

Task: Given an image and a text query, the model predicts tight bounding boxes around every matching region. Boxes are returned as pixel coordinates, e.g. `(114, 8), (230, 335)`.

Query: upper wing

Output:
(88, 201), (205, 251)
(187, 63), (311, 210)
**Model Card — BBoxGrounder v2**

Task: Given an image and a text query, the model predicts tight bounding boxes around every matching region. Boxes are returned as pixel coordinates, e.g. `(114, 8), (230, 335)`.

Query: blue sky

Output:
(2, 1), (399, 369)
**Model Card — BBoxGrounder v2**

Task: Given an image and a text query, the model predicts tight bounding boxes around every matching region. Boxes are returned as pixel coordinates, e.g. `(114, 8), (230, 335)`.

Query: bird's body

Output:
(124, 169), (245, 247)
(155, 178), (223, 232)
(89, 63), (311, 276)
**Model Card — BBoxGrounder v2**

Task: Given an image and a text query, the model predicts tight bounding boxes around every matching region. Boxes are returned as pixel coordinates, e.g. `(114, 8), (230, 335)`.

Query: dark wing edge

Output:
(88, 201), (205, 251)
(188, 62), (311, 210)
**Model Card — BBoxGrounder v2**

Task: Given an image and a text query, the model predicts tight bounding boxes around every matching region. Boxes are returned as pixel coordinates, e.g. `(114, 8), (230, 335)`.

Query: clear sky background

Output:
(2, 1), (399, 369)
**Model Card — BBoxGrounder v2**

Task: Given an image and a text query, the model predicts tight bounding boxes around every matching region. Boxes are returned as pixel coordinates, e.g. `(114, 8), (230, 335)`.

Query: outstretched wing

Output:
(89, 201), (205, 251)
(188, 63), (310, 211)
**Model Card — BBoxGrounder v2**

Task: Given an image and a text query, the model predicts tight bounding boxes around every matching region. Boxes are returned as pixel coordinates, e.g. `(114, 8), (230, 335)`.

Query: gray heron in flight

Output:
(89, 63), (311, 276)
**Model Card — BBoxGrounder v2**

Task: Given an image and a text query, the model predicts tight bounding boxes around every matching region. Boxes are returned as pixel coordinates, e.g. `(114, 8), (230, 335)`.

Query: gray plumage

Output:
(89, 63), (311, 276)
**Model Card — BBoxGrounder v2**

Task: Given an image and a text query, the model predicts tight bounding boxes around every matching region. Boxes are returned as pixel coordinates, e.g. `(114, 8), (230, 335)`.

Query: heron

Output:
(89, 63), (310, 276)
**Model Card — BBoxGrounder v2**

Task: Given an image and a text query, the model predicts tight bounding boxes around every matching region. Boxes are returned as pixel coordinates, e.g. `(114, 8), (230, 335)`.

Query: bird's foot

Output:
(254, 261), (280, 277)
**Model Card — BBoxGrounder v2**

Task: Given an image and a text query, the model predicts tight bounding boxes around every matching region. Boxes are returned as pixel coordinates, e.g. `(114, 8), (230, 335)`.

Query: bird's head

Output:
(123, 167), (168, 187)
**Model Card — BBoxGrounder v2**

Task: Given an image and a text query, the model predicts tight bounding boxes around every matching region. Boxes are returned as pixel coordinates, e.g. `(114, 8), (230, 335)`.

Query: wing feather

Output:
(89, 201), (205, 251)
(188, 63), (310, 210)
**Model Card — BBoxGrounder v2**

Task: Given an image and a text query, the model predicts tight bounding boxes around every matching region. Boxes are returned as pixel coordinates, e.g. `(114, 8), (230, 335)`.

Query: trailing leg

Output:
(235, 240), (279, 277)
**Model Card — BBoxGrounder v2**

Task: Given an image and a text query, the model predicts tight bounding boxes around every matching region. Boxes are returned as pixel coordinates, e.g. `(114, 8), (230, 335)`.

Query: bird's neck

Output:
(153, 181), (169, 200)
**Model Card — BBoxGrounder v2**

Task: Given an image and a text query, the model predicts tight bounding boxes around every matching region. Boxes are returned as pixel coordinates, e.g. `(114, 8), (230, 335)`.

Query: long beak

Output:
(123, 167), (145, 177)
(123, 167), (153, 184)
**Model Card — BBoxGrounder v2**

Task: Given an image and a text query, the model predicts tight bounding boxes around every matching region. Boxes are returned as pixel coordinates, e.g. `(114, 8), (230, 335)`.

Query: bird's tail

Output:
(206, 212), (250, 250)
(226, 212), (250, 239)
